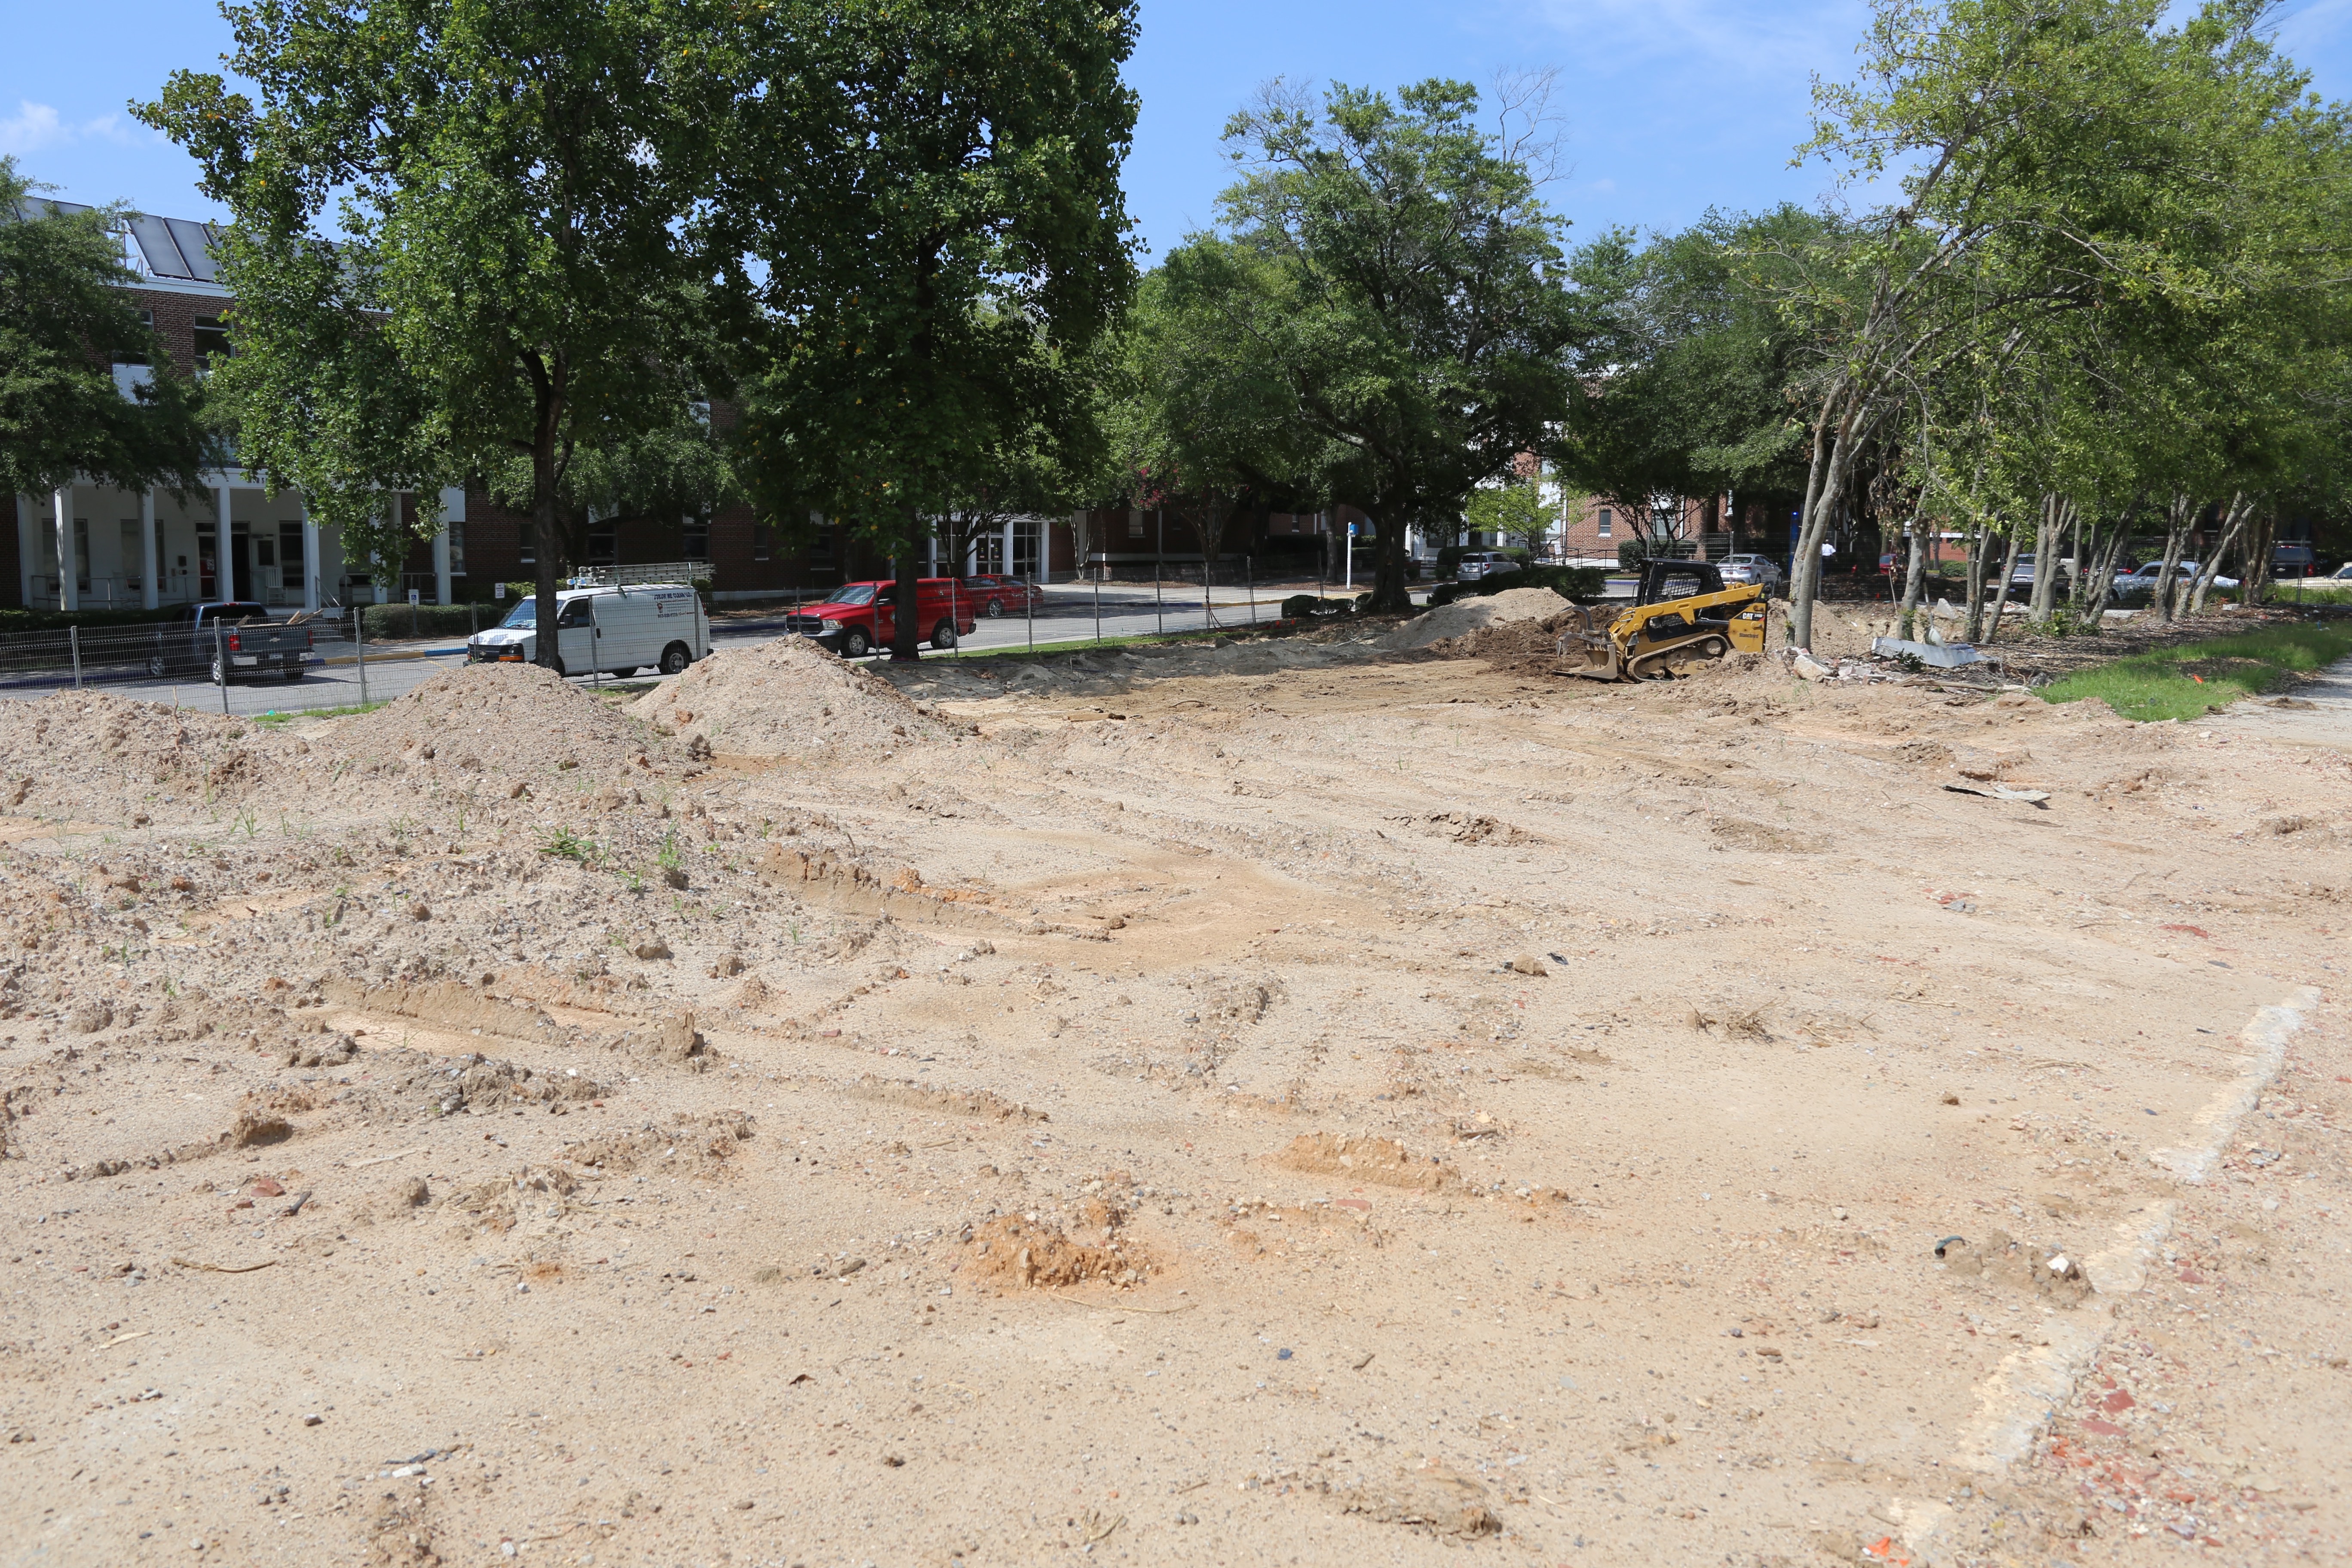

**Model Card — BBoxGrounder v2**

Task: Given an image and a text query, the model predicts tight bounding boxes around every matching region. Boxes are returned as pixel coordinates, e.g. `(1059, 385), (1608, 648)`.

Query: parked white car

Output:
(467, 583), (710, 678)
(1455, 551), (1520, 581)
(1718, 554), (1784, 590)
(2112, 560), (2239, 595)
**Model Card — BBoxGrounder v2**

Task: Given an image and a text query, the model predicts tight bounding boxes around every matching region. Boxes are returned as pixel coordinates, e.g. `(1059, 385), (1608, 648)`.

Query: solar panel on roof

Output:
(163, 217), (218, 282)
(128, 214), (194, 279)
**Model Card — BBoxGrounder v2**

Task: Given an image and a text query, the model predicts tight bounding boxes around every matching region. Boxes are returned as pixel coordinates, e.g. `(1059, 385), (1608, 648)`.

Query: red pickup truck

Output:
(783, 579), (979, 658)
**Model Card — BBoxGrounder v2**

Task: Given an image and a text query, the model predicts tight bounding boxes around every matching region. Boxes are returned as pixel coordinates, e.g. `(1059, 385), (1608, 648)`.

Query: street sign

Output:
(407, 588), (421, 606)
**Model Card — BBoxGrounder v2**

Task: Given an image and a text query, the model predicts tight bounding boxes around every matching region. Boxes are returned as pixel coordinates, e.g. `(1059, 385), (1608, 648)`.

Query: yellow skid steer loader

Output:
(1555, 559), (1770, 682)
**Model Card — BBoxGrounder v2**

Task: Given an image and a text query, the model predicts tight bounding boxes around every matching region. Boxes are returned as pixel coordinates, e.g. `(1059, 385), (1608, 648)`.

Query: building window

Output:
(120, 519), (142, 590)
(279, 522), (305, 590)
(681, 513), (709, 561)
(447, 521), (466, 576)
(518, 523), (535, 567)
(116, 310), (152, 368)
(193, 315), (232, 373)
(752, 525), (772, 563)
(588, 521), (617, 566)
(1127, 511), (1144, 540)
(1597, 508), (1613, 539)
(809, 521), (832, 561)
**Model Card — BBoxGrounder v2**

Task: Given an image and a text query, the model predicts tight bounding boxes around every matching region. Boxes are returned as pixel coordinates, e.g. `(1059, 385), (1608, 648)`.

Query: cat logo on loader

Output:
(1555, 559), (1771, 681)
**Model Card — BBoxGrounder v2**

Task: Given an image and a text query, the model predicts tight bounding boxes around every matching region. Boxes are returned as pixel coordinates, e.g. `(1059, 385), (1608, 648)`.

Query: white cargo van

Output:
(466, 583), (710, 678)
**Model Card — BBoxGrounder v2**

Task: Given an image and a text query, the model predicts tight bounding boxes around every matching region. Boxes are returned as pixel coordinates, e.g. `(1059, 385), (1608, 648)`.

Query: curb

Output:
(1887, 986), (2319, 1563)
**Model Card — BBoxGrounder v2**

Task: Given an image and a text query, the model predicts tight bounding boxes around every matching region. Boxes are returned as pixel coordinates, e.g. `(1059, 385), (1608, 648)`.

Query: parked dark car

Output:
(147, 602), (312, 683)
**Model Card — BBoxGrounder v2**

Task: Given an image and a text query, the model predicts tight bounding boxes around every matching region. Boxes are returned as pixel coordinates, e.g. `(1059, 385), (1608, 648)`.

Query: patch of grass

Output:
(539, 827), (599, 864)
(252, 700), (388, 725)
(2267, 581), (2352, 606)
(2040, 624), (2352, 721)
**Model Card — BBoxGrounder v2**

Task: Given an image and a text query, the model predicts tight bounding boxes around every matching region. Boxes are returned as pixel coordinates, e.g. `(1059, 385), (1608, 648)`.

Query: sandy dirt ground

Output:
(0, 606), (2347, 1568)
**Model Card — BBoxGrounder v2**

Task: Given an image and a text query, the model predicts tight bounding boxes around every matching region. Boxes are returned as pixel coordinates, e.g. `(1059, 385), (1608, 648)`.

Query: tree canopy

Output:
(1156, 78), (1586, 612)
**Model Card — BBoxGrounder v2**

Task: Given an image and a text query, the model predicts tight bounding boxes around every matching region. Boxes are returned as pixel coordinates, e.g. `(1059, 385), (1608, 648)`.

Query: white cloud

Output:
(0, 101), (149, 158)
(0, 101), (64, 156)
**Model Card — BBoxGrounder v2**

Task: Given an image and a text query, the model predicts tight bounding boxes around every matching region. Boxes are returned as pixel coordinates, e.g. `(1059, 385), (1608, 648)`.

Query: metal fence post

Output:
(1026, 575), (1034, 651)
(354, 606), (368, 706)
(1248, 557), (1256, 625)
(69, 625), (83, 689)
(214, 619), (230, 715)
(1093, 577), (1101, 646)
(1155, 559), (1163, 638)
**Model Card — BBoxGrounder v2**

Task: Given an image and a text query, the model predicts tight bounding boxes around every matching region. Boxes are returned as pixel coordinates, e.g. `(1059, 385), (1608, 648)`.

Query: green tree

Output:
(141, 0), (733, 655)
(1104, 265), (1323, 600)
(1462, 476), (1550, 553)
(722, 0), (1140, 660)
(1779, 0), (2336, 650)
(1559, 207), (1827, 545)
(0, 159), (214, 514)
(1163, 78), (1585, 613)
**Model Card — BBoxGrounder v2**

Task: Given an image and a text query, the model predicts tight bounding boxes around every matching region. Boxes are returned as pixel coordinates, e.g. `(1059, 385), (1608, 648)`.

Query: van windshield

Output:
(500, 598), (539, 628)
(820, 585), (876, 606)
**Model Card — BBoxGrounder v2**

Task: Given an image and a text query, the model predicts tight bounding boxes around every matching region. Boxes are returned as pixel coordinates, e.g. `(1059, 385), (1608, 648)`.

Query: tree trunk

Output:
(2153, 497), (2195, 623)
(1368, 507), (1412, 613)
(1983, 530), (2024, 646)
(2188, 493), (2252, 615)
(1790, 383), (1864, 652)
(2073, 507), (2129, 625)
(1963, 519), (1990, 643)
(892, 509), (924, 661)
(2028, 493), (2061, 624)
(1897, 517), (1927, 640)
(1194, 503), (1227, 626)
(532, 452), (562, 672)
(2243, 505), (2277, 606)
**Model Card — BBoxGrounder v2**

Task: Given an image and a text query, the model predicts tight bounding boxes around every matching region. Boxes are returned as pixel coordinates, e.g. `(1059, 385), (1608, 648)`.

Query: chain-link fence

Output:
(0, 609), (483, 720)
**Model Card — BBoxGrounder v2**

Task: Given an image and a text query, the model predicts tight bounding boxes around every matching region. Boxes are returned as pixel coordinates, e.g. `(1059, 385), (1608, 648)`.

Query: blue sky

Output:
(7, 0), (2349, 258)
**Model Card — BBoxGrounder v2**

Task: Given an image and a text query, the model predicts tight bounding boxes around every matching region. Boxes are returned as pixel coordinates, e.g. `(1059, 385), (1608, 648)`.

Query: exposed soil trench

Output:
(1, 610), (2346, 1567)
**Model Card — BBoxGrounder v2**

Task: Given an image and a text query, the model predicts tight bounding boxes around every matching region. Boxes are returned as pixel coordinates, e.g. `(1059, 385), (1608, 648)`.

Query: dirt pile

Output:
(631, 634), (959, 758)
(0, 691), (263, 818)
(962, 1212), (1160, 1291)
(1378, 587), (1568, 652)
(309, 663), (658, 789)
(1272, 1132), (1457, 1191)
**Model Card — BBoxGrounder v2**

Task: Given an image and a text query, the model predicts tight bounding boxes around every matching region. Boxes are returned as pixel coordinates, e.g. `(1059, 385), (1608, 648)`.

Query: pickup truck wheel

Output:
(147, 651), (169, 678)
(282, 664), (304, 682)
(609, 666), (639, 679)
(931, 619), (958, 650)
(983, 597), (1004, 618)
(209, 652), (227, 686)
(841, 627), (872, 659)
(658, 641), (690, 675)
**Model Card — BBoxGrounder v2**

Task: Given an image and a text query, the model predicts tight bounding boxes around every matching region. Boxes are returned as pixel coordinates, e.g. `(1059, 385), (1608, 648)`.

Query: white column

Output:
(300, 498), (320, 613)
(215, 482), (235, 602)
(432, 526), (452, 606)
(140, 488), (159, 610)
(54, 487), (77, 611)
(1003, 518), (1015, 579)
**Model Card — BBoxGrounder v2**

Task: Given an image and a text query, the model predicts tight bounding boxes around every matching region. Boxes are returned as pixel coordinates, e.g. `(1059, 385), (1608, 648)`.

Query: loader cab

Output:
(1635, 560), (1725, 606)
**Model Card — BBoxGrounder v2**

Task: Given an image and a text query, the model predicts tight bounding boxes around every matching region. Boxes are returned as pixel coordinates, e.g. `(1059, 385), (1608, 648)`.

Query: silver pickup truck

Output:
(146, 602), (313, 683)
